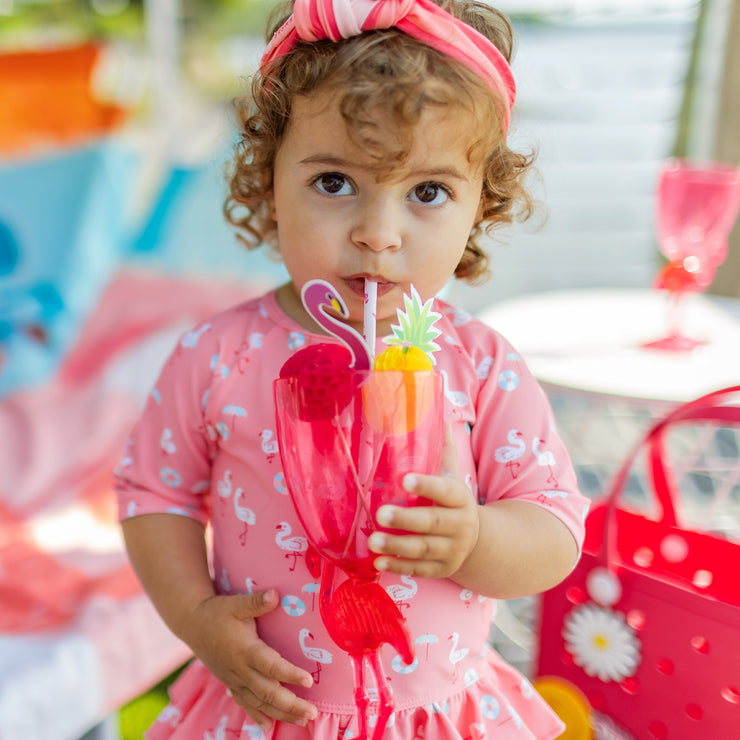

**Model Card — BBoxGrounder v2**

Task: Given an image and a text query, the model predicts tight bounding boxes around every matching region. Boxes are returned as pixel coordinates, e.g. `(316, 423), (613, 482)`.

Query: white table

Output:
(478, 289), (740, 534)
(478, 288), (740, 404)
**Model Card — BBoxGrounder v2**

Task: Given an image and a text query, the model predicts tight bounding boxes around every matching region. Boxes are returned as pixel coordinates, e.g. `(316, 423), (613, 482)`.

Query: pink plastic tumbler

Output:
(274, 369), (443, 578)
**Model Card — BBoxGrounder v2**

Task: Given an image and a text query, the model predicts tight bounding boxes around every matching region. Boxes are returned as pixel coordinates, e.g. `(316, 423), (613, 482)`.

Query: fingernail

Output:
(376, 506), (393, 526)
(262, 589), (275, 605)
(301, 675), (313, 688)
(369, 532), (386, 552)
(375, 558), (389, 571)
(403, 474), (417, 491)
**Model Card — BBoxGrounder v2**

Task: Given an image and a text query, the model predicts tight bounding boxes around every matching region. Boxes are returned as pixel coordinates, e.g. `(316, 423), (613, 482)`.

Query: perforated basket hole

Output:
(660, 534), (688, 562)
(620, 677), (639, 695)
(685, 703), (703, 720)
(626, 609), (645, 630)
(721, 686), (740, 704)
(566, 585), (587, 604)
(633, 547), (653, 567)
(690, 635), (710, 655)
(648, 719), (668, 738)
(692, 569), (713, 588)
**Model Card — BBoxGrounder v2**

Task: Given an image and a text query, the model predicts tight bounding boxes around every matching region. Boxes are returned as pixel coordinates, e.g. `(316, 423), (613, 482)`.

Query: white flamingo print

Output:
(217, 470), (233, 498)
(180, 323), (211, 349)
(448, 632), (469, 681)
(384, 575), (418, 610)
(156, 705), (182, 728)
(440, 369), (470, 408)
(204, 715), (228, 740)
(532, 437), (558, 486)
(160, 428), (176, 454)
(299, 628), (333, 683)
(476, 356), (494, 379)
(494, 430), (525, 478)
(234, 488), (255, 544)
(260, 429), (279, 456)
(276, 522), (308, 571)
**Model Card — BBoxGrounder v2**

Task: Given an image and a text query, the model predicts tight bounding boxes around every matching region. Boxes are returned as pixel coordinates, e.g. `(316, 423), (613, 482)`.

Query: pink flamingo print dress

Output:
(115, 289), (589, 740)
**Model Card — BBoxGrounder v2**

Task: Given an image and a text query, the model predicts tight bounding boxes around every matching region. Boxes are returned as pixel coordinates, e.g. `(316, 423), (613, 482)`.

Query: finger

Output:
(400, 470), (469, 509)
(232, 589), (280, 619)
(373, 552), (446, 579)
(237, 677), (318, 726)
(371, 531), (449, 561)
(247, 635), (315, 690)
(376, 494), (467, 535)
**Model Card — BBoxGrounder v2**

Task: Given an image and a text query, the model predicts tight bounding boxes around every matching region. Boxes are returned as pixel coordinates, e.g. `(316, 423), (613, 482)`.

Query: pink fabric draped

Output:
(262, 0), (516, 132)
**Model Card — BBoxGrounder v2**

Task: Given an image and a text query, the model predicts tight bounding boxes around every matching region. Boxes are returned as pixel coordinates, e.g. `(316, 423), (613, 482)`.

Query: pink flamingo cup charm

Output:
(274, 279), (444, 739)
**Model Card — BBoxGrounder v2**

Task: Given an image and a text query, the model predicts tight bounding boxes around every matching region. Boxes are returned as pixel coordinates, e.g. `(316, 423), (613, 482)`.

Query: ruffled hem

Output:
(145, 655), (564, 740)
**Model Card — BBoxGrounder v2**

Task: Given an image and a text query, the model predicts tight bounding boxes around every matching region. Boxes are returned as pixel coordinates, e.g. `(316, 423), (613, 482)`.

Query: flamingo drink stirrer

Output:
(274, 279), (444, 739)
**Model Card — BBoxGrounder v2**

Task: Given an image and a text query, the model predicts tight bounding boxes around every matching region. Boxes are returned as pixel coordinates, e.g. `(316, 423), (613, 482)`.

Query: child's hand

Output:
(368, 425), (480, 579)
(181, 589), (318, 731)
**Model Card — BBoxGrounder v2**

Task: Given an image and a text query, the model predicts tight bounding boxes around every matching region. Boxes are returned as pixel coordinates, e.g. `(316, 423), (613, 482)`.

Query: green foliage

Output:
(118, 664), (186, 739)
(384, 285), (442, 364)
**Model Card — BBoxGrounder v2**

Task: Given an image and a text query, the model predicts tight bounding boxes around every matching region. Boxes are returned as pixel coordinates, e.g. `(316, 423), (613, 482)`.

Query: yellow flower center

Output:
(593, 634), (609, 650)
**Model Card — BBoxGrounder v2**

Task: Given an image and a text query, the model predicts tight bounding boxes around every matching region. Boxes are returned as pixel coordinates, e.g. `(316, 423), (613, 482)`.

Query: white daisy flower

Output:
(563, 604), (641, 682)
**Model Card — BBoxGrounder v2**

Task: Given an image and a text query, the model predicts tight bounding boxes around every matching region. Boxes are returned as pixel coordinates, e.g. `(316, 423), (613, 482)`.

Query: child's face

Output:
(271, 88), (484, 334)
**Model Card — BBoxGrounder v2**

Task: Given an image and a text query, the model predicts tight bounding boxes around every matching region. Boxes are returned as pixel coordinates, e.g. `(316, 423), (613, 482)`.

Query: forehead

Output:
(282, 89), (487, 174)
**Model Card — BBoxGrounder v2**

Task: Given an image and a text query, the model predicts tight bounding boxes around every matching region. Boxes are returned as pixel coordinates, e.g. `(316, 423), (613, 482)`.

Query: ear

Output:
(475, 193), (486, 224)
(267, 191), (277, 221)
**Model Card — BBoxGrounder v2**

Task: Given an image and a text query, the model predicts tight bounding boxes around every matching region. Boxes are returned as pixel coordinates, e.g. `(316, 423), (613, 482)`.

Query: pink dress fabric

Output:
(115, 289), (590, 740)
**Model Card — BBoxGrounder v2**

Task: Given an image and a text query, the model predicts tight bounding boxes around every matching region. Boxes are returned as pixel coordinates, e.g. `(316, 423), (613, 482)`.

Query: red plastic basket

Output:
(536, 386), (740, 738)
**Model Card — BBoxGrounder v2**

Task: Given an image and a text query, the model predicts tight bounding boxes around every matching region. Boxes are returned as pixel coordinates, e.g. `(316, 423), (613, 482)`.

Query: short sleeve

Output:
(114, 321), (217, 525)
(471, 337), (589, 553)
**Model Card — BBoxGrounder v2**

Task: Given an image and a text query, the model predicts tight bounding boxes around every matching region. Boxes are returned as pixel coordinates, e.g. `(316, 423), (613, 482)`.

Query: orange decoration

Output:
(362, 369), (437, 436)
(0, 43), (128, 156)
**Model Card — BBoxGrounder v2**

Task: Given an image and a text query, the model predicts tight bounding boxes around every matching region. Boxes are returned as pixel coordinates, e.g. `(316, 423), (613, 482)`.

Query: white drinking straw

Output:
(363, 279), (378, 363)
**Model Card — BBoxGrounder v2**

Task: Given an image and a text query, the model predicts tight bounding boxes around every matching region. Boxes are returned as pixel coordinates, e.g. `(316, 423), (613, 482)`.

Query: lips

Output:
(344, 276), (396, 297)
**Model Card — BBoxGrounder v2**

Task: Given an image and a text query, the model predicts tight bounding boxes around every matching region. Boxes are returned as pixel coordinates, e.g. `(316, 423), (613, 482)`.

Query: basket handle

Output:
(600, 385), (740, 567)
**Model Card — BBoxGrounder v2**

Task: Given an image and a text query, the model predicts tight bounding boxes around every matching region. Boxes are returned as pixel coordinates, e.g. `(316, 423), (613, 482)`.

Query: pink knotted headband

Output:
(261, 0), (516, 132)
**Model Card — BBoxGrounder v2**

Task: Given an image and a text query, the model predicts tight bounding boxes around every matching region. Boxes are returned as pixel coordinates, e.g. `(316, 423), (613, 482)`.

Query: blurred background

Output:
(2, 1), (740, 739)
(1, 0), (738, 389)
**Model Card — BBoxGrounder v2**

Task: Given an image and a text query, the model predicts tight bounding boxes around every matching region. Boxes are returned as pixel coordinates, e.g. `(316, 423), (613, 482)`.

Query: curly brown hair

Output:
(225, 0), (535, 282)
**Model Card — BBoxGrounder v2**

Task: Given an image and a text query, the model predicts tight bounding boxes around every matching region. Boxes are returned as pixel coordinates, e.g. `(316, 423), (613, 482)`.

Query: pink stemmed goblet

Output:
(645, 158), (740, 352)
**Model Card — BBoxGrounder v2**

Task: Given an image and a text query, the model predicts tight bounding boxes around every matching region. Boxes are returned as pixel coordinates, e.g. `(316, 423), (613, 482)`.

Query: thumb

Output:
(232, 589), (280, 619)
(439, 423), (460, 477)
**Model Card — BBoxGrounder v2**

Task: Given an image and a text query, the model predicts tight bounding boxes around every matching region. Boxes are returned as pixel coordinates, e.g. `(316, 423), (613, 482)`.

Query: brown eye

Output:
(314, 173), (353, 195)
(410, 182), (450, 205)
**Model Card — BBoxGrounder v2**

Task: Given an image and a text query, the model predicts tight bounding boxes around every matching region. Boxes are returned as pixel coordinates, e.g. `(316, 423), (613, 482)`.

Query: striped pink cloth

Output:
(262, 0), (516, 132)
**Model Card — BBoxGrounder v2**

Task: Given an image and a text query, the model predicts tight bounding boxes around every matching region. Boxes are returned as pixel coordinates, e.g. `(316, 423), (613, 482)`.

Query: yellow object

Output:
(533, 677), (593, 740)
(362, 370), (436, 436)
(374, 345), (433, 371)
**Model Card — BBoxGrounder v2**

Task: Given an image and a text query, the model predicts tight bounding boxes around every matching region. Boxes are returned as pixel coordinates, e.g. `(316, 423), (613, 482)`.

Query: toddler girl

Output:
(116, 1), (590, 737)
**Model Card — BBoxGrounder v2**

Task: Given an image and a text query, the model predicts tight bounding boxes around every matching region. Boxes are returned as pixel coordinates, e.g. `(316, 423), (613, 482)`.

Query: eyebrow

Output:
(298, 155), (470, 182)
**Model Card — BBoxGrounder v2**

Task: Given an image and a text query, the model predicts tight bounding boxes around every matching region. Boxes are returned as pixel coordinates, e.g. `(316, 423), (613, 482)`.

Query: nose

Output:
(350, 195), (402, 252)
